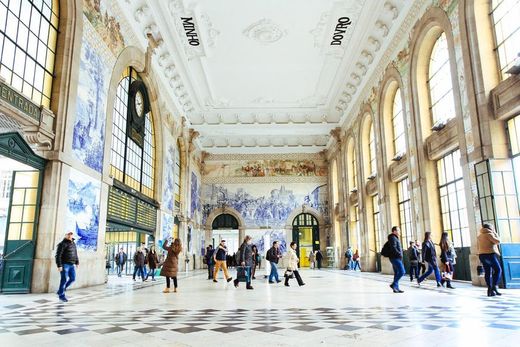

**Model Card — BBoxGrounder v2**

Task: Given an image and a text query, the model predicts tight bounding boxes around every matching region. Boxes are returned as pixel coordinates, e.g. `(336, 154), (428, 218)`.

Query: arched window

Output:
(369, 123), (376, 175)
(347, 138), (357, 191)
(392, 88), (406, 156)
(109, 67), (156, 198)
(428, 32), (456, 125)
(490, 0), (520, 79)
(398, 178), (412, 246)
(174, 141), (182, 208)
(331, 159), (339, 205)
(0, 0), (59, 107)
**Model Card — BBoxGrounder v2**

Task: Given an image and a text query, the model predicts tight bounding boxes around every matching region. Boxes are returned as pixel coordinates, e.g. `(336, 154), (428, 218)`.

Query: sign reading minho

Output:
(0, 82), (41, 122)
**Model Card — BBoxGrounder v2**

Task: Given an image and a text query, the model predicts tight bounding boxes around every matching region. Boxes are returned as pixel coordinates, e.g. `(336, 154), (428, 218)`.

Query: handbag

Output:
(236, 266), (251, 283)
(284, 270), (294, 279)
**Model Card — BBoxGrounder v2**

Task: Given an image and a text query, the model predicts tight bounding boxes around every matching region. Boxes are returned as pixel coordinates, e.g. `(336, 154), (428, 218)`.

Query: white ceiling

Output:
(119, 0), (418, 154)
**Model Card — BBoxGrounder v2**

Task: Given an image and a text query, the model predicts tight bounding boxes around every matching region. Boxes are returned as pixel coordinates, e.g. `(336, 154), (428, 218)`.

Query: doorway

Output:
(211, 214), (239, 254)
(106, 229), (153, 276)
(0, 133), (46, 293)
(292, 213), (320, 268)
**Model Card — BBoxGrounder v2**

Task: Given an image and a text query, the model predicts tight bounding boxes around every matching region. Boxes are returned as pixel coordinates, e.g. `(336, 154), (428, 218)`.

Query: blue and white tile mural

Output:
(65, 168), (101, 251)
(250, 229), (287, 254)
(72, 37), (109, 173)
(202, 183), (328, 228)
(162, 144), (175, 212)
(160, 212), (174, 243)
(190, 172), (201, 219)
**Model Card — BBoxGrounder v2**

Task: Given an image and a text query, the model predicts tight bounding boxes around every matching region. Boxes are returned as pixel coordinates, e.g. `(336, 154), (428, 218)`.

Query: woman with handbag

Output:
(439, 232), (455, 289)
(251, 245), (260, 280)
(284, 242), (305, 287)
(417, 232), (443, 287)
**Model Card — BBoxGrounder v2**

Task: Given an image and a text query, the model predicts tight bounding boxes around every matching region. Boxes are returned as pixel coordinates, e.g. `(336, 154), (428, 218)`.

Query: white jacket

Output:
(287, 248), (299, 270)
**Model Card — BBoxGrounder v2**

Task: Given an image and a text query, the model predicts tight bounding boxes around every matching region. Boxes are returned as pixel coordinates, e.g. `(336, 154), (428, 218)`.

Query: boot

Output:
(493, 286), (502, 296)
(487, 287), (496, 297)
(447, 282), (455, 289)
(162, 288), (170, 293)
(246, 284), (254, 290)
(173, 287), (177, 293)
(233, 279), (239, 288)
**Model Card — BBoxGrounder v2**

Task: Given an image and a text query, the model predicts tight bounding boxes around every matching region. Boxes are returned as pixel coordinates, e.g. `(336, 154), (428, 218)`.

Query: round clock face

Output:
(135, 90), (144, 117)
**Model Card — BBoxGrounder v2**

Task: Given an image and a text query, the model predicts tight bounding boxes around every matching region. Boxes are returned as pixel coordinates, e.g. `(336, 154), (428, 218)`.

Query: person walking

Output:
(345, 247), (353, 270)
(114, 248), (127, 277)
(315, 249), (323, 269)
(234, 235), (254, 289)
(309, 250), (316, 269)
(284, 242), (305, 287)
(205, 245), (215, 280)
(417, 232), (442, 287)
(352, 249), (361, 271)
(161, 238), (182, 293)
(477, 223), (502, 297)
(213, 240), (233, 283)
(407, 241), (419, 282)
(146, 245), (159, 281)
(439, 232), (455, 289)
(55, 231), (79, 302)
(251, 245), (260, 280)
(416, 240), (427, 276)
(381, 226), (405, 293)
(267, 241), (282, 284)
(132, 247), (146, 282)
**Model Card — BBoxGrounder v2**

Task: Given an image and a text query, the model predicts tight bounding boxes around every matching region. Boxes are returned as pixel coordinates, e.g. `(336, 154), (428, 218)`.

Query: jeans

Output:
(352, 260), (361, 271)
(133, 265), (145, 280)
(418, 261), (441, 283)
(479, 253), (502, 288)
(117, 264), (124, 277)
(409, 262), (419, 281)
(148, 267), (156, 280)
(208, 263), (215, 279)
(57, 263), (76, 298)
(269, 262), (280, 282)
(389, 258), (405, 290)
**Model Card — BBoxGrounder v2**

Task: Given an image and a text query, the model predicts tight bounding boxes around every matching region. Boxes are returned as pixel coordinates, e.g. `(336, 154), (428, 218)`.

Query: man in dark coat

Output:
(114, 248), (127, 277)
(55, 231), (79, 302)
(267, 241), (282, 283)
(132, 247), (146, 282)
(315, 249), (323, 269)
(385, 226), (405, 293)
(234, 235), (254, 289)
(205, 245), (215, 280)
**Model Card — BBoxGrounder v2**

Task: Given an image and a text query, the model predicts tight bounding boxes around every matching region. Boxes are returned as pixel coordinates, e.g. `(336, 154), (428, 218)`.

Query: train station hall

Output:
(0, 0), (519, 346)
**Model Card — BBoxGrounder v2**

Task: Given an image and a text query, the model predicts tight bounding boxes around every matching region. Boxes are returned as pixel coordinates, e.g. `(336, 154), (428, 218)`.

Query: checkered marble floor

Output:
(1, 269), (519, 346)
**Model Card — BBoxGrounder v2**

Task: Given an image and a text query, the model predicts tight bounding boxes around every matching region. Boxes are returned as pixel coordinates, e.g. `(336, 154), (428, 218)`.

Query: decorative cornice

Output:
(205, 152), (326, 161)
(202, 175), (328, 185)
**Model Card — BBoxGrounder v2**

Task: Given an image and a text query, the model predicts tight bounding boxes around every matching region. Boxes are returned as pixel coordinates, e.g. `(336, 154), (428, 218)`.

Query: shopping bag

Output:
(236, 266), (251, 283)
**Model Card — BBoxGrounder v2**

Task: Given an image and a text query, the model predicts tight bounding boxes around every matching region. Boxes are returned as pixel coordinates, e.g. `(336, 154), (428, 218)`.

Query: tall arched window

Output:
(392, 88), (406, 156)
(110, 67), (156, 198)
(491, 0), (520, 79)
(174, 141), (182, 208)
(369, 123), (376, 175)
(428, 32), (456, 125)
(0, 0), (59, 107)
(347, 138), (357, 191)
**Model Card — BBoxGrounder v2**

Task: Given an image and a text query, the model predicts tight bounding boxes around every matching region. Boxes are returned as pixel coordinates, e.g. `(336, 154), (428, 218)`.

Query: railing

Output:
(2, 241), (33, 260)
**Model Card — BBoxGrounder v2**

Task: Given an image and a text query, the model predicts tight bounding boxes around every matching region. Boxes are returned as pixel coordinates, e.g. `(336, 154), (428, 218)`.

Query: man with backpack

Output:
(381, 226), (405, 293)
(266, 241), (282, 284)
(344, 246), (353, 270)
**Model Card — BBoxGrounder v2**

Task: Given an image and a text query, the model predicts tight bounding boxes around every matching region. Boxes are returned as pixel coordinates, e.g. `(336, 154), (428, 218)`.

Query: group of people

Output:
(383, 223), (503, 297)
(113, 245), (161, 282)
(204, 238), (306, 289)
(343, 246), (361, 271)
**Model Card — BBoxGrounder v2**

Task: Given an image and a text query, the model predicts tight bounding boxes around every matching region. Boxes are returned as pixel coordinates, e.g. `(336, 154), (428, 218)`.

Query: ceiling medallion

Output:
(242, 18), (287, 44)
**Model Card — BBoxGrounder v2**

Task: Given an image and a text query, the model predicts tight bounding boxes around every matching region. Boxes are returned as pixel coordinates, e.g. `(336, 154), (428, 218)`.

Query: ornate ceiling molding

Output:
(242, 18), (288, 44)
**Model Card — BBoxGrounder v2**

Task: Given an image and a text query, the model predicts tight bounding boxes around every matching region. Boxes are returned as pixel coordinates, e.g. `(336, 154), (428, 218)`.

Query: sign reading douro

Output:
(331, 17), (353, 46)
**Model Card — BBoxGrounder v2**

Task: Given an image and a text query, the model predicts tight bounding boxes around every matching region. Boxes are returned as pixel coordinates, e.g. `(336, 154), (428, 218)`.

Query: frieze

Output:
(202, 176), (328, 185)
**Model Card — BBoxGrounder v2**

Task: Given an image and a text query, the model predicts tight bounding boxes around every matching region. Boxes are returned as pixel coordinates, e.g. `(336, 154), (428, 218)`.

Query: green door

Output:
(1, 170), (42, 293)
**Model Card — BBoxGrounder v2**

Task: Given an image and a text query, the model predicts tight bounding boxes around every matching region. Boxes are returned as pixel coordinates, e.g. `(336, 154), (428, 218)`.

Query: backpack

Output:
(265, 249), (271, 261)
(381, 241), (391, 258)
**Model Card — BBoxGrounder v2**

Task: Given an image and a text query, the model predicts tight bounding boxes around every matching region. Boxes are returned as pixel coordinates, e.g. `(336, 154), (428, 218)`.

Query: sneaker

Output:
(246, 286), (254, 290)
(213, 280), (218, 283)
(299, 283), (306, 286)
(227, 277), (233, 283)
(276, 280), (282, 283)
(234, 279), (239, 288)
(284, 283), (290, 287)
(269, 281), (275, 284)
(395, 289), (404, 293)
(58, 296), (68, 302)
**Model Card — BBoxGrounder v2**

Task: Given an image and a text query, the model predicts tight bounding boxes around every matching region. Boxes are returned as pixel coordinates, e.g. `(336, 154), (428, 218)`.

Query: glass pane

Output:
(9, 205), (23, 222)
(20, 222), (33, 239)
(24, 188), (37, 204)
(11, 189), (24, 204)
(22, 205), (35, 222)
(8, 223), (21, 240)
(14, 171), (39, 187)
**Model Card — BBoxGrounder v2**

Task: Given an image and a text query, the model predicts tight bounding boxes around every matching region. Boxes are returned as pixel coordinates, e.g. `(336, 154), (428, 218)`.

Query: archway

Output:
(292, 213), (319, 268)
(211, 213), (240, 254)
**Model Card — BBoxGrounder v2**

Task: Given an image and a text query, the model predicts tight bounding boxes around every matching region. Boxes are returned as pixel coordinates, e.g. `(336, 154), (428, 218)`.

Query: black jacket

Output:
(215, 246), (227, 261)
(206, 249), (215, 265)
(55, 239), (79, 267)
(408, 246), (419, 262)
(315, 250), (323, 261)
(133, 250), (145, 267)
(267, 247), (281, 264)
(115, 252), (127, 265)
(238, 242), (253, 267)
(422, 240), (437, 264)
(387, 234), (403, 259)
